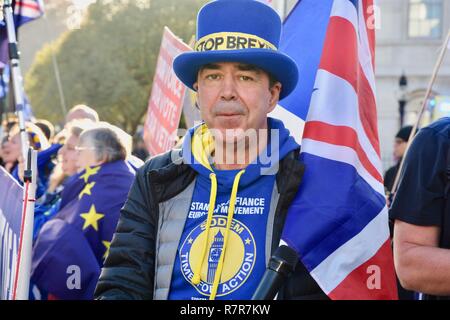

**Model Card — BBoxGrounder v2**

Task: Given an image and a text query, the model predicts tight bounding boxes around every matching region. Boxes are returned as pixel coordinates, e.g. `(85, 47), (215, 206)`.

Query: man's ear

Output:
(268, 82), (282, 113)
(193, 82), (199, 91)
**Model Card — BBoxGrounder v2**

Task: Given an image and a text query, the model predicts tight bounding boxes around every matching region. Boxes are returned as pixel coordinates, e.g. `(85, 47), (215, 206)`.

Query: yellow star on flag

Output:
(79, 166), (101, 183)
(245, 238), (252, 245)
(78, 182), (96, 199)
(102, 241), (111, 259)
(80, 204), (104, 231)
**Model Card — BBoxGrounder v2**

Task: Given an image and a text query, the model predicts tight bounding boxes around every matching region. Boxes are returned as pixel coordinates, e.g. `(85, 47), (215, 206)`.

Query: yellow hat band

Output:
(194, 32), (277, 52)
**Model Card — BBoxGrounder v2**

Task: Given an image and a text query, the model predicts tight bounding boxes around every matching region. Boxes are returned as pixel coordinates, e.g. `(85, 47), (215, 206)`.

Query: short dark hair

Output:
(34, 119), (55, 140)
(268, 73), (279, 89)
(395, 126), (414, 142)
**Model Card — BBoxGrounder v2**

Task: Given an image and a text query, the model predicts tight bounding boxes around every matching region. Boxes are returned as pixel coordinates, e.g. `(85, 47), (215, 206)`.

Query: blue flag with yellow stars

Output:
(30, 160), (136, 300)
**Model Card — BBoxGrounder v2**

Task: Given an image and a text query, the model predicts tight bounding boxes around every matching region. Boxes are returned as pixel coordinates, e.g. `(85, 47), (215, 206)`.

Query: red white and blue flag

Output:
(276, 0), (398, 299)
(13, 0), (44, 26)
(0, 0), (44, 68)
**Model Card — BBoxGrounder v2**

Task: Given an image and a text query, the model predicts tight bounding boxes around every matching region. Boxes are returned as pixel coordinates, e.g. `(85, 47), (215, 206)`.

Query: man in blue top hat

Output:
(95, 0), (327, 300)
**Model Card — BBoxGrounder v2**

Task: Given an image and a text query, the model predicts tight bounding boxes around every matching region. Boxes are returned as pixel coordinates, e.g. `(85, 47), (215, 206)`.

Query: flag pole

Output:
(12, 148), (37, 300)
(3, 0), (28, 159)
(3, 0), (37, 300)
(390, 28), (450, 200)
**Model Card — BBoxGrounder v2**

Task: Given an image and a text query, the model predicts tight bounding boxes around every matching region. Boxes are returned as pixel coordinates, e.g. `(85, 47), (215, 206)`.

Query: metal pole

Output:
(390, 29), (450, 198)
(12, 148), (37, 300)
(3, 0), (28, 159)
(3, 0), (37, 300)
(398, 99), (405, 129)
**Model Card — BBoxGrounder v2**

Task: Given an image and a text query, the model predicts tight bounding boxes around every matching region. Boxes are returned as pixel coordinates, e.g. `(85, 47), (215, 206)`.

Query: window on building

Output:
(408, 0), (443, 39)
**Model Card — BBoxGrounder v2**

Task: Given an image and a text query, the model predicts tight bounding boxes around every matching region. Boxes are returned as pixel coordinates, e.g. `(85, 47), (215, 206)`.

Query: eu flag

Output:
(31, 160), (136, 300)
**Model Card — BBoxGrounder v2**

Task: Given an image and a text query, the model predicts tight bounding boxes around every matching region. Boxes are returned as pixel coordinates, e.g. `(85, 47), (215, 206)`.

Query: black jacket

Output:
(94, 148), (328, 300)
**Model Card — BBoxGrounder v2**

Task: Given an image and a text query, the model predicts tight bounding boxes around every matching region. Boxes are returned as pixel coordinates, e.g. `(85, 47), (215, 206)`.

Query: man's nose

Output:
(220, 75), (238, 101)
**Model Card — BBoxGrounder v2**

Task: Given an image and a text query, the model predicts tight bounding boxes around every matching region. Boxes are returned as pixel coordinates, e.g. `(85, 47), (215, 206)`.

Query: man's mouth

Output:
(215, 114), (244, 125)
(216, 112), (243, 117)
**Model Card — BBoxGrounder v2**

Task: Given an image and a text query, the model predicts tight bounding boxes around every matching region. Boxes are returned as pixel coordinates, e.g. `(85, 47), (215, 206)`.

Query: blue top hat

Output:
(173, 0), (299, 99)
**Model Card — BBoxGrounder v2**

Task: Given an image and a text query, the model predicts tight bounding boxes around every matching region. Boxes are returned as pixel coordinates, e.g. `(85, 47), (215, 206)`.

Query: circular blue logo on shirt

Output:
(179, 215), (256, 297)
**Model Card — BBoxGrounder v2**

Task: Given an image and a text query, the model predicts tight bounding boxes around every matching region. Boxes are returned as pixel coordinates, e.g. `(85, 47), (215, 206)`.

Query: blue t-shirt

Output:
(168, 117), (300, 300)
(168, 170), (276, 300)
(390, 117), (450, 226)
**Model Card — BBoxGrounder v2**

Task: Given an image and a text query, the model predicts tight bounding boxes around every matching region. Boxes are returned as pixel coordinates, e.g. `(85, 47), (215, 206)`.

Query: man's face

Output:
(2, 133), (21, 164)
(59, 134), (79, 176)
(75, 138), (101, 171)
(393, 138), (407, 160)
(194, 62), (281, 143)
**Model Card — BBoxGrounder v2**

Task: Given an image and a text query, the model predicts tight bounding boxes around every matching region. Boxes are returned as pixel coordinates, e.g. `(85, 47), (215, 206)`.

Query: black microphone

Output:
(251, 245), (299, 300)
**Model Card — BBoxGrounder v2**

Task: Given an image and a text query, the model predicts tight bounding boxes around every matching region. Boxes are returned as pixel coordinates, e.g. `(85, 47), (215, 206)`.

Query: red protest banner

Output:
(143, 27), (191, 156)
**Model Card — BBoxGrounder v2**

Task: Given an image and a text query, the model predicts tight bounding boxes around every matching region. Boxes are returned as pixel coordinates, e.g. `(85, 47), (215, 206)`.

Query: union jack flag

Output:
(13, 0), (44, 26)
(0, 0), (44, 68)
(276, 0), (398, 299)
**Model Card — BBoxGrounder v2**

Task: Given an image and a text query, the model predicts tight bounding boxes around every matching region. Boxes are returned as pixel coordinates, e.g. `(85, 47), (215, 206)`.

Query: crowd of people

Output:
(0, 104), (148, 299)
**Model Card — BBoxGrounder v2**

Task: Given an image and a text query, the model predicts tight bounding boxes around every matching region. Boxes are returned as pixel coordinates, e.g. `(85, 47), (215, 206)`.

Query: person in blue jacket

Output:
(95, 0), (328, 300)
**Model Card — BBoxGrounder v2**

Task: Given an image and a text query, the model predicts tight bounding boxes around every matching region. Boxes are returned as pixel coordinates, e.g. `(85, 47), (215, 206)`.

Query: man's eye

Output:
(239, 75), (253, 81)
(206, 74), (220, 80)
